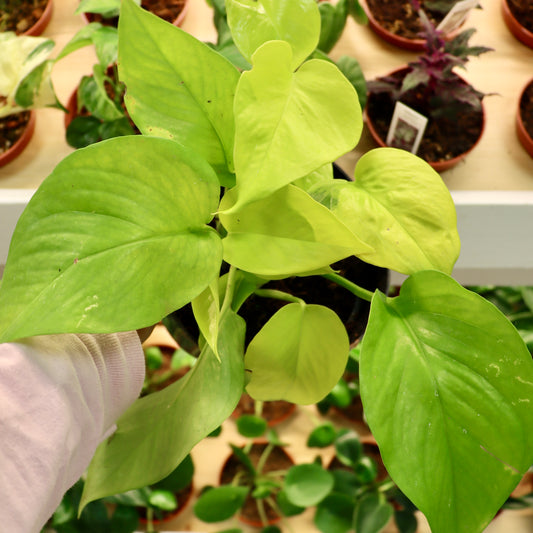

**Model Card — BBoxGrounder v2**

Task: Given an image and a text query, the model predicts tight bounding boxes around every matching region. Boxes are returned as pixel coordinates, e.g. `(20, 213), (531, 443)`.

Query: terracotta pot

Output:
(516, 78), (533, 158)
(0, 111), (36, 168)
(360, 0), (463, 52)
(219, 442), (295, 528)
(81, 0), (189, 27)
(366, 67), (486, 172)
(502, 0), (533, 49)
(22, 0), (54, 36)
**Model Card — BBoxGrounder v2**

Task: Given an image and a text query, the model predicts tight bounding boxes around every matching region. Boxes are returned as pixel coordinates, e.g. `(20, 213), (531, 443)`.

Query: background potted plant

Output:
(0, 0), (54, 36)
(1, 2), (532, 533)
(360, 0), (477, 51)
(502, 0), (533, 49)
(41, 478), (139, 533)
(365, 9), (491, 171)
(306, 426), (418, 533)
(194, 432), (300, 529)
(0, 31), (61, 167)
(76, 0), (188, 27)
(57, 22), (137, 148)
(516, 77), (533, 158)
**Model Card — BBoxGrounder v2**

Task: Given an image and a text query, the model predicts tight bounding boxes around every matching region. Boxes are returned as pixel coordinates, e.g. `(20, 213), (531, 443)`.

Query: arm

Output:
(0, 332), (145, 533)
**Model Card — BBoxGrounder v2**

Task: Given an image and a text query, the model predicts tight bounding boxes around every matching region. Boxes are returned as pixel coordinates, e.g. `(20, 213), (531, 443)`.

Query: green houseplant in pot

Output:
(307, 427), (418, 533)
(56, 22), (137, 148)
(0, 31), (61, 166)
(365, 7), (491, 171)
(0, 1), (532, 533)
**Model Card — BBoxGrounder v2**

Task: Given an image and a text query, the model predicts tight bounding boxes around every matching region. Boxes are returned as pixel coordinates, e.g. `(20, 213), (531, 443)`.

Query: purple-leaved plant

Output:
(367, 7), (492, 120)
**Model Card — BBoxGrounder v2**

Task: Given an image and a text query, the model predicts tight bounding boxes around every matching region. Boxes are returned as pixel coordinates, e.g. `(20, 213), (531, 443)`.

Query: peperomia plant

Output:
(367, 8), (491, 120)
(0, 1), (532, 533)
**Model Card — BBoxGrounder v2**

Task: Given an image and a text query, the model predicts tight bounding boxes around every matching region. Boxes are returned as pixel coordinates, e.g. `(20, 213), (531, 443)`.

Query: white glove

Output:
(0, 332), (145, 533)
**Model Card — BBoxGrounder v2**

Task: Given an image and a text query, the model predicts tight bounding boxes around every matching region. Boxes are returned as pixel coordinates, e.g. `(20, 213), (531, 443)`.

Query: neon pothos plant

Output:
(0, 1), (531, 532)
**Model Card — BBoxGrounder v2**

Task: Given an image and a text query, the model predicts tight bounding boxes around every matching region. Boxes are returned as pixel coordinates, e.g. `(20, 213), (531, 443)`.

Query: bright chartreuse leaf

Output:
(360, 270), (533, 533)
(0, 136), (222, 341)
(245, 303), (349, 404)
(118, 0), (239, 181)
(310, 148), (460, 275)
(192, 279), (221, 360)
(227, 40), (362, 211)
(219, 184), (372, 277)
(226, 0), (320, 70)
(81, 310), (245, 507)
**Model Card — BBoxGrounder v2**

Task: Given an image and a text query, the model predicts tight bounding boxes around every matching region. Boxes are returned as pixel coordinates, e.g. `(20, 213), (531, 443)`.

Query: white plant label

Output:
(436, 0), (478, 34)
(386, 102), (428, 155)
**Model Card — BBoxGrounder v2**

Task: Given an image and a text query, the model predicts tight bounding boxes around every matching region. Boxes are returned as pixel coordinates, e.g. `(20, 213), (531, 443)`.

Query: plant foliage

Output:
(0, 1), (531, 532)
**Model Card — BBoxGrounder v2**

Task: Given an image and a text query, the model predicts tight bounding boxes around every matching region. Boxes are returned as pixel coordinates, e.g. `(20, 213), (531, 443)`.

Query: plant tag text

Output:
(386, 102), (428, 155)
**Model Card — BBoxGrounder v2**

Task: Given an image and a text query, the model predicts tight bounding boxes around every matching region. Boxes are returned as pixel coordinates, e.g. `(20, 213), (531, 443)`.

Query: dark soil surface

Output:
(238, 256), (389, 347)
(367, 69), (484, 165)
(507, 0), (533, 33)
(220, 443), (294, 525)
(0, 0), (49, 34)
(365, 0), (448, 40)
(165, 255), (388, 355)
(0, 111), (31, 155)
(85, 0), (186, 26)
(520, 80), (533, 140)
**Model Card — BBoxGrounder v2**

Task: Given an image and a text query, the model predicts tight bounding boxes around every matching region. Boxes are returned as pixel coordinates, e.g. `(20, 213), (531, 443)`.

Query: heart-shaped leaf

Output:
(194, 485), (249, 522)
(284, 463), (334, 507)
(220, 184), (372, 276)
(227, 40), (362, 211)
(118, 0), (239, 180)
(226, 0), (320, 70)
(81, 310), (245, 507)
(245, 303), (349, 404)
(353, 492), (394, 533)
(360, 270), (533, 533)
(192, 279), (221, 360)
(311, 148), (460, 275)
(0, 136), (222, 341)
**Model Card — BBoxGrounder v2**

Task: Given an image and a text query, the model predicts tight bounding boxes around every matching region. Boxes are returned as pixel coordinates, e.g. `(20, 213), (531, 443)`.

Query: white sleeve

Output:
(0, 332), (146, 533)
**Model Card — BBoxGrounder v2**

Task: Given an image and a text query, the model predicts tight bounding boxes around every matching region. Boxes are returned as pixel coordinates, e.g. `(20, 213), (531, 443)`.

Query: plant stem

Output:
(256, 442), (275, 475)
(322, 272), (375, 302)
(220, 264), (237, 316)
(253, 288), (305, 305)
(257, 497), (269, 526)
(146, 507), (155, 533)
